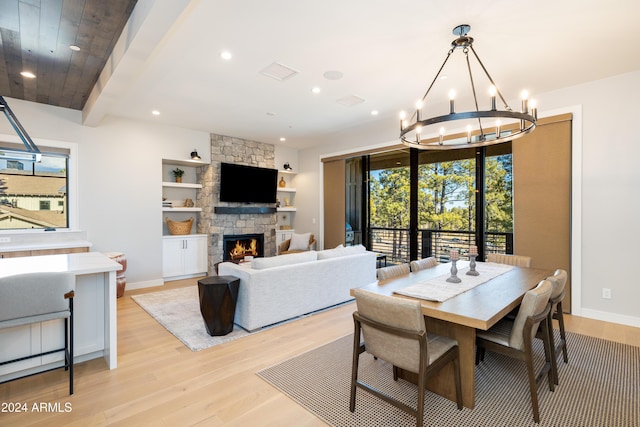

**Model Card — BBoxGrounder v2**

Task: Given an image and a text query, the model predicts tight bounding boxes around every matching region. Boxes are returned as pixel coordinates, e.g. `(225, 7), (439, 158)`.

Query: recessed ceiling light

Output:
(152, 110), (160, 116)
(69, 45), (81, 51)
(312, 87), (321, 94)
(20, 71), (36, 79)
(371, 110), (379, 116)
(440, 75), (448, 80)
(280, 137), (286, 142)
(220, 50), (232, 60)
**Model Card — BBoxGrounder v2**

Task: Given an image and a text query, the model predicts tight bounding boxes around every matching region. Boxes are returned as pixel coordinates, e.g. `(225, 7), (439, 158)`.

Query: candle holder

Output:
(467, 254), (479, 276)
(446, 259), (462, 283)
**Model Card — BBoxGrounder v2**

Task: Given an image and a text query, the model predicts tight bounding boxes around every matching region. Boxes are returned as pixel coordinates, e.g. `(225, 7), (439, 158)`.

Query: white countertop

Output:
(0, 252), (121, 278)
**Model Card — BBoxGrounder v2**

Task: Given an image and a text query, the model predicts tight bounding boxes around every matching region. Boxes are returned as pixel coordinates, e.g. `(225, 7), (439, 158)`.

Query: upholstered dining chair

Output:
(486, 253), (533, 268)
(0, 272), (76, 395)
(350, 288), (462, 427)
(410, 257), (438, 272)
(377, 263), (410, 281)
(540, 268), (568, 385)
(475, 280), (554, 423)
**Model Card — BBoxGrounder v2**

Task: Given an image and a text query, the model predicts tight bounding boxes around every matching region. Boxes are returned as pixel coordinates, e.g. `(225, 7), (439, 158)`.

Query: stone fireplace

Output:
(196, 134), (277, 273)
(222, 233), (264, 262)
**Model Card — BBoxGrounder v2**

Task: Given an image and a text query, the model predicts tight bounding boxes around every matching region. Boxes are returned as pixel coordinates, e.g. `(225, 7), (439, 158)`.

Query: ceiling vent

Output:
(260, 62), (299, 81)
(336, 95), (366, 107)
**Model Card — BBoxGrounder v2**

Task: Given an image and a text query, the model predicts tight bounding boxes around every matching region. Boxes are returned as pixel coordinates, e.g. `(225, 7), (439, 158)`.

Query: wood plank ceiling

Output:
(0, 0), (137, 110)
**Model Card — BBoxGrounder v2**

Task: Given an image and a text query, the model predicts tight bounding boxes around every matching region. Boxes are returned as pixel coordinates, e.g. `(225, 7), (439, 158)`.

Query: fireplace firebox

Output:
(222, 234), (264, 262)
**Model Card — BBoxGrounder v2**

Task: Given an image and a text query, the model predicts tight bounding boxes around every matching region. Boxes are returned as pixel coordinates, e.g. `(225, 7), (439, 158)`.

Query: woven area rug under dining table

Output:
(257, 332), (638, 427)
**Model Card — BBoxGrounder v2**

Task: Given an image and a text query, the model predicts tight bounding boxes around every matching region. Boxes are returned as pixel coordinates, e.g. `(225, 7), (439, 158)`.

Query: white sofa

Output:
(217, 245), (377, 331)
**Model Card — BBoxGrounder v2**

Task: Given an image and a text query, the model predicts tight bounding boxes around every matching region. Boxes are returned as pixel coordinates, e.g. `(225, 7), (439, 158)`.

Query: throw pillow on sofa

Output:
(251, 250), (317, 270)
(289, 232), (312, 251)
(317, 244), (367, 260)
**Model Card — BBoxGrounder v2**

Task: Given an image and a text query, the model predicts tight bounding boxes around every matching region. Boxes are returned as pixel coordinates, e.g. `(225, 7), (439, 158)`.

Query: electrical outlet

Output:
(0, 237), (10, 243)
(602, 288), (612, 299)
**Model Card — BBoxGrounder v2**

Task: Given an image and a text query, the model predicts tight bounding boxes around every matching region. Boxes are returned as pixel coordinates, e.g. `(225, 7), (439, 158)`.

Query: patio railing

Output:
(369, 227), (513, 265)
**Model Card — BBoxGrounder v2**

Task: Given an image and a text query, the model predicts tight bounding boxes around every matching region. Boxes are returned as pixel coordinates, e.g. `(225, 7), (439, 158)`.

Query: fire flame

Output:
(229, 239), (259, 259)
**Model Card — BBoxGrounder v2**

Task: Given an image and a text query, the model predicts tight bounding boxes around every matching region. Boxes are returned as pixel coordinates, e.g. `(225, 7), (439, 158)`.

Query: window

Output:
(0, 140), (71, 231)
(349, 143), (514, 263)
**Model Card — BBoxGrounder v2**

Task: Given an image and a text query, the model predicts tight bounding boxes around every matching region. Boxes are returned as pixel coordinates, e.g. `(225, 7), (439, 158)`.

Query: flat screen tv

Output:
(219, 162), (278, 203)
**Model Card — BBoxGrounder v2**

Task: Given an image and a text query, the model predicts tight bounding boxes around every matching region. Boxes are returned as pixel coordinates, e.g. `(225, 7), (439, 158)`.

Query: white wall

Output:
(295, 70), (640, 327)
(0, 97), (211, 287)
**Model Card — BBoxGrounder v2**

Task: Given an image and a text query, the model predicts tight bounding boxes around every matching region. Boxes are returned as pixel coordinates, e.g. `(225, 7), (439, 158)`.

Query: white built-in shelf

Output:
(162, 182), (203, 189)
(162, 207), (202, 212)
(162, 158), (208, 167)
(278, 169), (297, 175)
(277, 187), (296, 193)
(277, 207), (296, 212)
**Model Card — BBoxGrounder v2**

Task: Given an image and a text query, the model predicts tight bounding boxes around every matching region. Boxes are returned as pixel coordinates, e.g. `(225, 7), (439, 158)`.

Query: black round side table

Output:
(197, 275), (240, 336)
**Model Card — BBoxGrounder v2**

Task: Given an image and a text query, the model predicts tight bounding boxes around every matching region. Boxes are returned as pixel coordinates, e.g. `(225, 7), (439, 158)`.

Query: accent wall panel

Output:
(323, 159), (346, 249)
(513, 114), (572, 311)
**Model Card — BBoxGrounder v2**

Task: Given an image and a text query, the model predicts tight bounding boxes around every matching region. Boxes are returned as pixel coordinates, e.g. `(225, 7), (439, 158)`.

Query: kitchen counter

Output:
(0, 252), (121, 382)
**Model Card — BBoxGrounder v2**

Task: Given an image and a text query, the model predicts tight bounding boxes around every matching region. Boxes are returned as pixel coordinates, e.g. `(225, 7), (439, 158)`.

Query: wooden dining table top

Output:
(353, 261), (554, 331)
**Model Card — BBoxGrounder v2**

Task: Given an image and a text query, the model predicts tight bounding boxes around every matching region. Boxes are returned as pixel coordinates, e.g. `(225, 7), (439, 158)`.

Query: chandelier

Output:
(399, 24), (537, 150)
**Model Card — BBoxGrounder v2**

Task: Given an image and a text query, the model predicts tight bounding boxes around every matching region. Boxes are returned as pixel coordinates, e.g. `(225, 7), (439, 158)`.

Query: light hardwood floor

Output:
(2, 278), (639, 426)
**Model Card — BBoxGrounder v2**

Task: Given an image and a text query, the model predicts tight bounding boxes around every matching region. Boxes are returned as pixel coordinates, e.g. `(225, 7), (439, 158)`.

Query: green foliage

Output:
(369, 155), (513, 232)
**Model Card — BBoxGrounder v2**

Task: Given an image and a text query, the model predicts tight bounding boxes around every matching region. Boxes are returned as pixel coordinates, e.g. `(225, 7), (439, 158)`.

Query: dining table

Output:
(351, 260), (553, 409)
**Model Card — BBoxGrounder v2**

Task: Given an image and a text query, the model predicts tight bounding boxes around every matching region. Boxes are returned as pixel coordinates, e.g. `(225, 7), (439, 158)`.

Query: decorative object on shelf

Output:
(399, 24), (537, 151)
(190, 149), (201, 160)
(184, 198), (194, 207)
(283, 162), (292, 171)
(279, 176), (287, 187)
(166, 217), (194, 235)
(446, 249), (462, 283)
(171, 167), (185, 183)
(467, 245), (479, 276)
(284, 197), (290, 206)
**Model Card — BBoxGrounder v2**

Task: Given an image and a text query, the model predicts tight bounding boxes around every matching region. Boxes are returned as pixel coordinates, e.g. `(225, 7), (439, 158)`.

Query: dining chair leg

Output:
(524, 350), (541, 423)
(546, 312), (559, 385)
(540, 318), (555, 392)
(453, 351), (463, 410)
(349, 321), (363, 412)
(554, 301), (569, 363)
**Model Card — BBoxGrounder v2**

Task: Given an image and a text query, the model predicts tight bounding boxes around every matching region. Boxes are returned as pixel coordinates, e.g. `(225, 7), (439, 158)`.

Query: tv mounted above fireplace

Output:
(219, 162), (278, 204)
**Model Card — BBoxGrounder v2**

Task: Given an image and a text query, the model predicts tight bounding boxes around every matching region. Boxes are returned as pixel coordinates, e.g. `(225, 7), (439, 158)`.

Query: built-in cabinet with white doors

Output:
(161, 158), (208, 280)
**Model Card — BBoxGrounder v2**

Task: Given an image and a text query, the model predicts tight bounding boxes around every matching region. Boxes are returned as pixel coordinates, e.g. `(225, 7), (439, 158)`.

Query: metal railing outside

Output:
(369, 227), (513, 265)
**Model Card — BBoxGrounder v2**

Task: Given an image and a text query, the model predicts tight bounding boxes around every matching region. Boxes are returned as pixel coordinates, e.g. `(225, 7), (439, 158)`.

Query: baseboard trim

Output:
(580, 308), (640, 328)
(126, 279), (164, 291)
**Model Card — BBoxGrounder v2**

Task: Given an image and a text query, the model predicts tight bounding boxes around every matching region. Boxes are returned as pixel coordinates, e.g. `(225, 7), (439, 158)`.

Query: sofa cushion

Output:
(317, 244), (367, 260)
(289, 232), (312, 251)
(251, 251), (317, 270)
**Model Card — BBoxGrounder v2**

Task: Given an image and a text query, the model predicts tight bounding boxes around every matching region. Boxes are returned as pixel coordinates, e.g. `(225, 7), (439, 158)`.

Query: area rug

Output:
(257, 333), (639, 427)
(131, 286), (352, 352)
(131, 286), (250, 351)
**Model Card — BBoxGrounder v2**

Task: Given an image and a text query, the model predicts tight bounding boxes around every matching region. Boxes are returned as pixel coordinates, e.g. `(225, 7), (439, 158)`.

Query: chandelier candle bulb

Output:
(416, 100), (423, 121)
(449, 89), (456, 114)
(467, 125), (472, 143)
(530, 100), (538, 120)
(489, 86), (497, 111)
(496, 120), (501, 138)
(439, 127), (445, 145)
(399, 111), (406, 130)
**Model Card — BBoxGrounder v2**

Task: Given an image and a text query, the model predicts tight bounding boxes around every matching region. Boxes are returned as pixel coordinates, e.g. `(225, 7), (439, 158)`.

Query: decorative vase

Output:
(279, 177), (286, 188)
